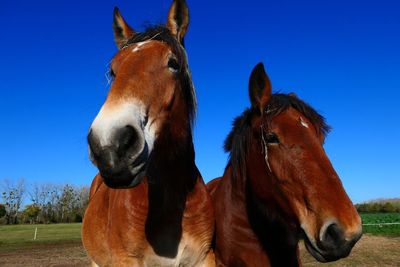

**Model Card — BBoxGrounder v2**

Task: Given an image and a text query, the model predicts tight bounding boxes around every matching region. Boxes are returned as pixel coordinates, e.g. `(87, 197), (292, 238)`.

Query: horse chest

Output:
(144, 234), (206, 267)
(83, 179), (214, 267)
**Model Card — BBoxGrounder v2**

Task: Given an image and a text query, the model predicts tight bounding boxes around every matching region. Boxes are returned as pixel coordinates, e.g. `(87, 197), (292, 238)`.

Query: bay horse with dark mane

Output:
(208, 63), (362, 266)
(82, 1), (215, 266)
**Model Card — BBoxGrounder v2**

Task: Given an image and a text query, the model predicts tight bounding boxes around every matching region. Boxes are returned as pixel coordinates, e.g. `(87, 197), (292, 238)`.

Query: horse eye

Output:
(168, 57), (180, 73)
(267, 133), (280, 144)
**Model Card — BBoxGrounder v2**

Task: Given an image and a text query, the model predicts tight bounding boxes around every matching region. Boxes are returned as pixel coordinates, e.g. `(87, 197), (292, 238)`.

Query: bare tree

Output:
(53, 185), (90, 223)
(76, 186), (90, 221)
(43, 184), (62, 223)
(1, 178), (25, 224)
(1, 180), (90, 224)
(29, 182), (52, 223)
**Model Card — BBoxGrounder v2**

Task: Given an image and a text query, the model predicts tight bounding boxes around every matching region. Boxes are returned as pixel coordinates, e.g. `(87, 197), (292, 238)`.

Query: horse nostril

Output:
(117, 125), (140, 156)
(98, 149), (118, 170)
(87, 124), (146, 186)
(321, 223), (344, 249)
(316, 223), (362, 261)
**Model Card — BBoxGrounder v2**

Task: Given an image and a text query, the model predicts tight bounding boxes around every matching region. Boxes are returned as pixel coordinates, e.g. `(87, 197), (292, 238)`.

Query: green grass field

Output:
(0, 213), (398, 250)
(0, 223), (82, 252)
(0, 218), (399, 266)
(360, 213), (400, 236)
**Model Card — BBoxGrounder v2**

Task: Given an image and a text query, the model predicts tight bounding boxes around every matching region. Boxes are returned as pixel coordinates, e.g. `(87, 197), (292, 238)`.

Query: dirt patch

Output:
(300, 234), (400, 267)
(1, 235), (399, 266)
(0, 241), (90, 267)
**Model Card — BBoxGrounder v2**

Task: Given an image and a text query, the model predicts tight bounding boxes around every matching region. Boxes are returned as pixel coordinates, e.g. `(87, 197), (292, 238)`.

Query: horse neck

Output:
(225, 155), (301, 266)
(144, 117), (198, 257)
(146, 111), (197, 209)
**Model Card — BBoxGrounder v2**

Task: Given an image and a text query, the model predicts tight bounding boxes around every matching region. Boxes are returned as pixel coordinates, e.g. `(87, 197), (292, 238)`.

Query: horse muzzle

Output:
(88, 125), (149, 188)
(302, 222), (362, 262)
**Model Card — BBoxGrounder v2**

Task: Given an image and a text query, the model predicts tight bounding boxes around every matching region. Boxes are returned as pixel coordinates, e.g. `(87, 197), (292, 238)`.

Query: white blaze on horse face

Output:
(300, 117), (309, 128)
(131, 41), (151, 53)
(90, 100), (157, 153)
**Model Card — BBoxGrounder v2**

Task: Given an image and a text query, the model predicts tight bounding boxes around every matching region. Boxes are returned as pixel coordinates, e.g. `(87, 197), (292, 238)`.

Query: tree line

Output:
(0, 178), (89, 224)
(2, 178), (398, 224)
(355, 201), (400, 213)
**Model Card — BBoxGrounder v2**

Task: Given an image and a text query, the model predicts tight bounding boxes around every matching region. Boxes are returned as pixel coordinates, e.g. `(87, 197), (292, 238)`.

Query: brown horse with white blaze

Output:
(82, 1), (215, 266)
(208, 63), (362, 266)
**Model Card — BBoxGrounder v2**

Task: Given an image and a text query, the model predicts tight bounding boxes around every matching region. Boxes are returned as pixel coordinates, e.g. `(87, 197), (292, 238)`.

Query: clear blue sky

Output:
(1, 0), (399, 203)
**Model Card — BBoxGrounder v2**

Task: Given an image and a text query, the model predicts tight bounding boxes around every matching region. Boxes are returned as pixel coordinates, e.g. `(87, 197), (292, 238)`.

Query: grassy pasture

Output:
(1, 216), (400, 266)
(0, 223), (88, 266)
(360, 213), (400, 236)
(0, 223), (82, 252)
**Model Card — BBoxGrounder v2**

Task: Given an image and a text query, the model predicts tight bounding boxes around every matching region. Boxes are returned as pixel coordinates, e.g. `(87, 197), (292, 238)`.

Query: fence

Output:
(362, 222), (400, 226)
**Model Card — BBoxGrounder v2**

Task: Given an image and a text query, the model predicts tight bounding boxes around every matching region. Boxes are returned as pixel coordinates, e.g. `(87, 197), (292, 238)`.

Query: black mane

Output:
(120, 25), (197, 127)
(224, 93), (331, 182)
(125, 26), (182, 54)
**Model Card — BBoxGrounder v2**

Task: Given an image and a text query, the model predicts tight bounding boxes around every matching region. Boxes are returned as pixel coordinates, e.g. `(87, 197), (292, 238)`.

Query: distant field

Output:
(1, 219), (400, 266)
(0, 223), (82, 252)
(0, 223), (88, 266)
(360, 213), (400, 236)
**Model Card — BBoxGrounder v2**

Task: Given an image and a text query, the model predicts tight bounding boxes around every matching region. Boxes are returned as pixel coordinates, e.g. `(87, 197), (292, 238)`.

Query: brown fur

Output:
(84, 174), (214, 266)
(208, 63), (362, 266)
(82, 1), (215, 266)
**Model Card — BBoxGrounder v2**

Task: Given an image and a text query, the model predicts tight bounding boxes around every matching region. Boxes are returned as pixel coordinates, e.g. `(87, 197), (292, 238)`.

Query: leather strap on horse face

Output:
(260, 106), (278, 173)
(260, 124), (272, 173)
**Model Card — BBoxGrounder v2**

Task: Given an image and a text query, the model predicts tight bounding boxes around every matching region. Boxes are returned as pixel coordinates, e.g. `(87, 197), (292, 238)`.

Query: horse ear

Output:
(249, 63), (272, 114)
(113, 7), (135, 50)
(167, 0), (189, 45)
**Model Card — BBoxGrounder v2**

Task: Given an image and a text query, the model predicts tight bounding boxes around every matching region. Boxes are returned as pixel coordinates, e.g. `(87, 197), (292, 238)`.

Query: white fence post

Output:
(34, 227), (38, 240)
